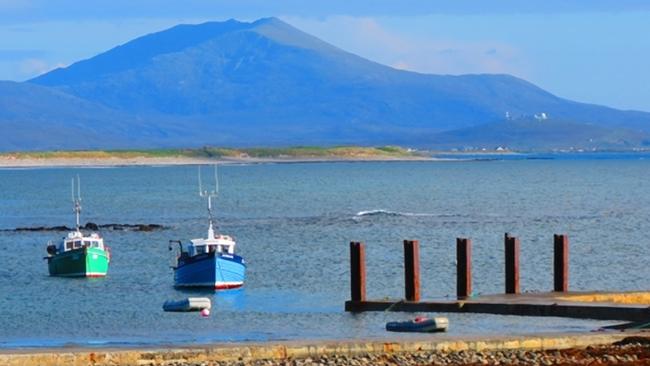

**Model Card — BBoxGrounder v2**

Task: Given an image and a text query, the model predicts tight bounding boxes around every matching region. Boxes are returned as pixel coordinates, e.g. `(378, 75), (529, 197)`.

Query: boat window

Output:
(73, 241), (81, 248)
(92, 241), (100, 248)
(196, 245), (205, 254)
(66, 242), (73, 250)
(83, 241), (91, 247)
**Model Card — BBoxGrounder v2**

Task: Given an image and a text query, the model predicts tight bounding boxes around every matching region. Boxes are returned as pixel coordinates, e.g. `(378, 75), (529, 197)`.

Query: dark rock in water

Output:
(84, 222), (99, 230)
(96, 223), (165, 231)
(98, 223), (125, 231)
(3, 222), (167, 232)
(51, 225), (71, 231)
(11, 225), (73, 232)
(136, 224), (164, 232)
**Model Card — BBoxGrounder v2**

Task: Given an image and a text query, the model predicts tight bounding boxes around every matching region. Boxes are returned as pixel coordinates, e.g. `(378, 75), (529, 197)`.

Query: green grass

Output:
(1, 146), (418, 160)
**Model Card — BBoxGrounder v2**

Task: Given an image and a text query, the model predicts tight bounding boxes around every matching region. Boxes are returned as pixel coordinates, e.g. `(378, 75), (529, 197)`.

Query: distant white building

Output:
(534, 112), (548, 121)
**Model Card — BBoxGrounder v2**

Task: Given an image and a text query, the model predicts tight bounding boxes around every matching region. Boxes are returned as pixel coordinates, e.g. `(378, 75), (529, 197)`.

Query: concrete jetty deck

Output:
(1, 332), (647, 366)
(346, 239), (650, 321)
(345, 291), (650, 321)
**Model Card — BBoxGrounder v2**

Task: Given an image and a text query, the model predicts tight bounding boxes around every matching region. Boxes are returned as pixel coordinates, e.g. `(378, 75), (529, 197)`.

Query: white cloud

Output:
(18, 58), (66, 78)
(391, 61), (411, 71)
(283, 15), (529, 77)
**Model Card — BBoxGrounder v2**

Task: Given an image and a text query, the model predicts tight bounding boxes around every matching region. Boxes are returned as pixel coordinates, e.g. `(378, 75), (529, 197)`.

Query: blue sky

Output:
(1, 1), (649, 111)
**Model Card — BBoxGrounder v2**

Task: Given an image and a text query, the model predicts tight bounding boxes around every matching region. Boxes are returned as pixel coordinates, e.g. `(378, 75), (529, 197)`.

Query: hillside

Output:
(0, 18), (647, 150)
(428, 117), (650, 151)
(0, 81), (141, 151)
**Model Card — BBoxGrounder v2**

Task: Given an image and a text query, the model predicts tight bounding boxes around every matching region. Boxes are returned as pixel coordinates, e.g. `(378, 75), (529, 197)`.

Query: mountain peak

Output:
(31, 18), (254, 85)
(251, 17), (285, 26)
(31, 17), (344, 87)
(249, 17), (341, 54)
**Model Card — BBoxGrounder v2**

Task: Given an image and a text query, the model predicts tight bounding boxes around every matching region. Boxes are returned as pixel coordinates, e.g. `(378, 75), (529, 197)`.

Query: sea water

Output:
(1, 159), (648, 347)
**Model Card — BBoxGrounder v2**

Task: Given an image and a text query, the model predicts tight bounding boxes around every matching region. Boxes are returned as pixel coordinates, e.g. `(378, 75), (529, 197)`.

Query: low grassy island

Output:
(0, 146), (427, 167)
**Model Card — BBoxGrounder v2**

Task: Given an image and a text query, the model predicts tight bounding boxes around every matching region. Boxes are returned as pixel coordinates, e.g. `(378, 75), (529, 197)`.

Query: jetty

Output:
(345, 235), (650, 322)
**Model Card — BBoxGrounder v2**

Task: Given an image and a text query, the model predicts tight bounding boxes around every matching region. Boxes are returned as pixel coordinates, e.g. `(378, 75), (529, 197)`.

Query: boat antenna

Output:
(71, 175), (82, 231)
(198, 165), (219, 239)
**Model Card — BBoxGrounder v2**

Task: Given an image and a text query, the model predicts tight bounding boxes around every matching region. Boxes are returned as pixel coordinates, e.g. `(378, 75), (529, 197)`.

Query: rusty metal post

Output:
(456, 238), (472, 299)
(403, 240), (420, 301)
(350, 241), (366, 302)
(554, 234), (569, 292)
(504, 233), (520, 294)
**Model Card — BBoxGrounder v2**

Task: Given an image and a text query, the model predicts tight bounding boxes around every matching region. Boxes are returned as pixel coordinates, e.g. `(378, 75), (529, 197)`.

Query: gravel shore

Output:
(166, 340), (650, 366)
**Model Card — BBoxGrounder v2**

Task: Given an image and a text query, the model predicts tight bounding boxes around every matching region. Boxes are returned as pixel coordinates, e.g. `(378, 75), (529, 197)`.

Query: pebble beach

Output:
(161, 341), (650, 366)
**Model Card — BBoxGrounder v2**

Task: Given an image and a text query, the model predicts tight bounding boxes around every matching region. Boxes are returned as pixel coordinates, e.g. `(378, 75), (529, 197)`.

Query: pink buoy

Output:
(200, 308), (210, 317)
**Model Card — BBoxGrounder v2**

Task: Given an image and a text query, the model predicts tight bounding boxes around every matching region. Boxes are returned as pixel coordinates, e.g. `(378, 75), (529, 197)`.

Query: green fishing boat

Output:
(46, 232), (110, 277)
(45, 177), (110, 277)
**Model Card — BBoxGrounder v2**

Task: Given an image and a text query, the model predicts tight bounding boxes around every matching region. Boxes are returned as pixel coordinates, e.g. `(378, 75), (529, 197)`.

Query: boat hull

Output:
(386, 317), (449, 333)
(174, 253), (245, 289)
(47, 247), (109, 277)
(162, 297), (211, 312)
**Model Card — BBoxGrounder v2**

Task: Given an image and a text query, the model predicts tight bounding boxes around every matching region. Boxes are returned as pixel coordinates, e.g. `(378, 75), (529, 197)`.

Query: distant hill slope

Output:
(0, 81), (213, 150)
(0, 17), (647, 151)
(428, 117), (650, 151)
(0, 81), (140, 151)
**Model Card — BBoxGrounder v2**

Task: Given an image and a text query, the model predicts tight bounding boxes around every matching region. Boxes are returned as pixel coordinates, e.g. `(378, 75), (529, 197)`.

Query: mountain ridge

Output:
(0, 17), (646, 151)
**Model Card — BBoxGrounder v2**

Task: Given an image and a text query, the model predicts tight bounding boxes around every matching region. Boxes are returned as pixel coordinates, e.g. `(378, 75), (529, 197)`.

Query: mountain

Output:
(0, 81), (208, 150)
(0, 81), (139, 151)
(0, 17), (648, 150)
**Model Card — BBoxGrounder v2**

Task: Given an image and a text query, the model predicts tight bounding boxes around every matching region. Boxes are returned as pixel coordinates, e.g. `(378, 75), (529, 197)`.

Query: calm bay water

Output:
(1, 160), (648, 347)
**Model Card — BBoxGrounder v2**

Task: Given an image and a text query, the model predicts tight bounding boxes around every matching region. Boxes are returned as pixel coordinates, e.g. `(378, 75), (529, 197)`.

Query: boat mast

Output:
(71, 175), (82, 231)
(198, 165), (219, 239)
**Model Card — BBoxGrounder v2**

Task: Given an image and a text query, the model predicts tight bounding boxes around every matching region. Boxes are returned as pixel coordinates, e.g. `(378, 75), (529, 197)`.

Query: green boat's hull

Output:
(47, 247), (109, 277)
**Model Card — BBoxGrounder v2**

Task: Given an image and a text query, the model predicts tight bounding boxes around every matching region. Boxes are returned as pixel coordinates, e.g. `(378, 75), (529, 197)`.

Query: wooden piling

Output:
(554, 234), (569, 292)
(456, 238), (472, 299)
(504, 233), (520, 294)
(350, 241), (366, 302)
(403, 240), (420, 301)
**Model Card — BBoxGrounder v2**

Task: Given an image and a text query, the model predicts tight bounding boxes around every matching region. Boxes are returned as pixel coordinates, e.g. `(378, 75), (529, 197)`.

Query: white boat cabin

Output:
(59, 231), (105, 252)
(187, 225), (236, 256)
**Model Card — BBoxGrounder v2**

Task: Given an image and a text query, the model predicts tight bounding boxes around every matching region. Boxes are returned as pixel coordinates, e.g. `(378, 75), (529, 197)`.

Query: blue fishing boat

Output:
(169, 166), (246, 290)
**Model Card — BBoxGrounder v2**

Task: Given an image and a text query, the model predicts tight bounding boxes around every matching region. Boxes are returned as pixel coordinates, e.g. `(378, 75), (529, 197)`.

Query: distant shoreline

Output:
(0, 155), (439, 168)
(0, 146), (444, 168)
(3, 148), (647, 168)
